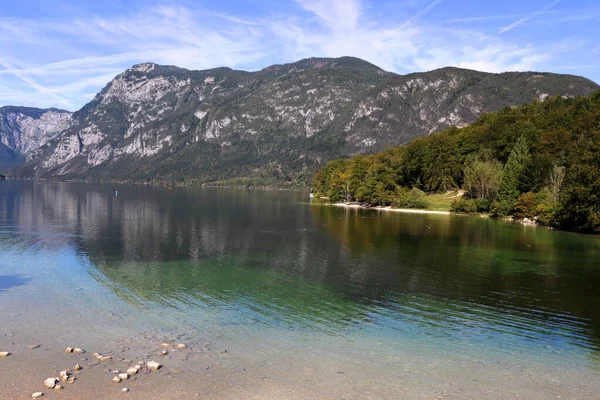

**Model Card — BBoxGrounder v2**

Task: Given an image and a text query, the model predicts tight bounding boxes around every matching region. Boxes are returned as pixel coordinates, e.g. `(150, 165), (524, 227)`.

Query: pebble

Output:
(0, 351), (10, 357)
(176, 344), (187, 349)
(44, 378), (58, 389)
(32, 393), (43, 399)
(159, 350), (168, 356)
(74, 364), (83, 371)
(74, 348), (85, 354)
(101, 356), (113, 362)
(113, 376), (122, 384)
(67, 377), (76, 384)
(126, 367), (138, 375)
(122, 388), (129, 393)
(160, 343), (171, 349)
(59, 370), (69, 381)
(65, 347), (73, 353)
(54, 385), (63, 391)
(118, 373), (129, 380)
(147, 361), (162, 371)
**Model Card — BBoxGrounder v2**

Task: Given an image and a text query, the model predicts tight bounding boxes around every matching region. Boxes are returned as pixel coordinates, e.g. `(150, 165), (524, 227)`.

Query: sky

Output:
(0, 0), (598, 110)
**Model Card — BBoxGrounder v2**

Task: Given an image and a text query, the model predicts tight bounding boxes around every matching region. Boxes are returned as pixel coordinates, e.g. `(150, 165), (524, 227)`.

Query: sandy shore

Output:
(332, 202), (451, 215)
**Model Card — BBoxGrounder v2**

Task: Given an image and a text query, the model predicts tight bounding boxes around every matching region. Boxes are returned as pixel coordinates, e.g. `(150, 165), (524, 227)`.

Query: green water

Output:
(1, 181), (600, 377)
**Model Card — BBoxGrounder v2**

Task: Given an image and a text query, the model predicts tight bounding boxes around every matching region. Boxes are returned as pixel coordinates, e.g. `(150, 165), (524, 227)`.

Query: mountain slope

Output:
(4, 57), (599, 186)
(0, 106), (72, 169)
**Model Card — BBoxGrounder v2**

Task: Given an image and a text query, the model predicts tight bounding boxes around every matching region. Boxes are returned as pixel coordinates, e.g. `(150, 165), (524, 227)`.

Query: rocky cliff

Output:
(3, 57), (598, 186)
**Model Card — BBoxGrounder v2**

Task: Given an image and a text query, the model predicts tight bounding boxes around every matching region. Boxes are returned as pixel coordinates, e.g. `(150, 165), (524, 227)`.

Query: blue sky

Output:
(1, 0), (598, 110)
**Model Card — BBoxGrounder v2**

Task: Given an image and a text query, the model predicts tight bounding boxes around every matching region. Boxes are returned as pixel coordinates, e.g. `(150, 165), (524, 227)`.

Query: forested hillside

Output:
(311, 92), (600, 233)
(3, 57), (597, 186)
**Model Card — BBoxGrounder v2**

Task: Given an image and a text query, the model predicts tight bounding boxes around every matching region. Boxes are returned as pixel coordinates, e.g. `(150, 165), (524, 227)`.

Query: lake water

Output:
(1, 181), (599, 399)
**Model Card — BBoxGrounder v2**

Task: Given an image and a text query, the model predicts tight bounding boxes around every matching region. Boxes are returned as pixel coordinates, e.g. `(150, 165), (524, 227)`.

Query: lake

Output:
(0, 181), (599, 399)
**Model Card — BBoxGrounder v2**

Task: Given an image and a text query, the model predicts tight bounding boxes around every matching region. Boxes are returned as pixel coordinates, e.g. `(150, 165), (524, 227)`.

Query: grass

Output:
(426, 191), (463, 211)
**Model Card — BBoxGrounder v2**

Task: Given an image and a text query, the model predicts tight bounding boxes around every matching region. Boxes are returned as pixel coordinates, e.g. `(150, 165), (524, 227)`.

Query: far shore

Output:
(332, 202), (451, 215)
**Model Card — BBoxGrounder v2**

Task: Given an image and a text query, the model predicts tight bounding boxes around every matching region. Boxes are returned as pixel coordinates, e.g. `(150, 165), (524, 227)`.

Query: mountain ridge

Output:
(1, 57), (598, 186)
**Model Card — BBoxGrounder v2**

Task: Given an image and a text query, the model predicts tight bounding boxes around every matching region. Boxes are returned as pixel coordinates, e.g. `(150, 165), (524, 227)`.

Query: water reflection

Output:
(1, 181), (599, 361)
(0, 274), (30, 292)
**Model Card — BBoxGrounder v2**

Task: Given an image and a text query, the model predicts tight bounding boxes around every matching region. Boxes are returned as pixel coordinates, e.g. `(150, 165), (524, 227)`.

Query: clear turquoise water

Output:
(1, 181), (599, 380)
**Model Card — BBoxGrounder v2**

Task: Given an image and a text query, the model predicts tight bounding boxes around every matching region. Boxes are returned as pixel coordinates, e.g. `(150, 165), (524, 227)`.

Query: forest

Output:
(311, 91), (600, 233)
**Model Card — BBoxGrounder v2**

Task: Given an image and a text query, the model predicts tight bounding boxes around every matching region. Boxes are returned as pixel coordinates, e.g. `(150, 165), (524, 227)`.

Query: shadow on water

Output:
(0, 274), (30, 292)
(1, 180), (600, 362)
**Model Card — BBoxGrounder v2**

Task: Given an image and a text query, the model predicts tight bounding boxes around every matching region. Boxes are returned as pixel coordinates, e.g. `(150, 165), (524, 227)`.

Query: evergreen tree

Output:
(494, 135), (531, 215)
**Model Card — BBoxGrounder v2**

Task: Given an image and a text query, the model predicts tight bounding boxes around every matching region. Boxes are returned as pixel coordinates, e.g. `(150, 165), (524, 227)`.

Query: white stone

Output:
(0, 351), (10, 357)
(44, 378), (58, 389)
(32, 392), (44, 399)
(126, 367), (138, 375)
(147, 361), (161, 371)
(118, 373), (129, 380)
(113, 376), (122, 384)
(122, 388), (129, 393)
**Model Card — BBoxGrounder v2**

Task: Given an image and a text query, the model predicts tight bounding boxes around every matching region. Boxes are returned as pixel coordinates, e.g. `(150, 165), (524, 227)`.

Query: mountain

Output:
(3, 57), (598, 186)
(0, 106), (72, 170)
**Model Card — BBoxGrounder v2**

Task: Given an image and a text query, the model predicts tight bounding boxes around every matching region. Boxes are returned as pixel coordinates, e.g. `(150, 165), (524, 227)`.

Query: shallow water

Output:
(1, 181), (600, 398)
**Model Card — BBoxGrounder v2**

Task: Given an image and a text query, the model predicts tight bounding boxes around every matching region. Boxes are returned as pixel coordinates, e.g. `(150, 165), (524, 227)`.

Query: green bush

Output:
(393, 188), (429, 209)
(451, 198), (478, 214)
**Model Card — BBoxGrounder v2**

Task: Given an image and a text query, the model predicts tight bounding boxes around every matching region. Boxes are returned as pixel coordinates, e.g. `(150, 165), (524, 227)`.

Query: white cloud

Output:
(0, 0), (585, 110)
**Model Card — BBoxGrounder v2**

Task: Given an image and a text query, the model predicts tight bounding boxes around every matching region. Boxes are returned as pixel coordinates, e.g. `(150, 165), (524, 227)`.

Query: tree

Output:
(463, 157), (503, 201)
(494, 135), (531, 215)
(514, 192), (537, 219)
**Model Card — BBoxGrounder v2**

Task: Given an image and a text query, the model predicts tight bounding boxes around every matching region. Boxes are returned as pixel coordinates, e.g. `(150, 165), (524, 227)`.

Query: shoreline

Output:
(332, 202), (451, 215)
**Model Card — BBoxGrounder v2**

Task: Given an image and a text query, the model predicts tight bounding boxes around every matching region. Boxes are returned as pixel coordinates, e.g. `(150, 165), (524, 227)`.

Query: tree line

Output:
(311, 91), (600, 233)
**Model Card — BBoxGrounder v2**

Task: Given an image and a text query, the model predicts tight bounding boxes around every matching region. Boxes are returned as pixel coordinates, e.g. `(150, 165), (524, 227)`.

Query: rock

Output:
(65, 347), (73, 353)
(93, 352), (101, 359)
(59, 370), (69, 381)
(118, 373), (129, 380)
(147, 361), (161, 371)
(54, 385), (63, 391)
(73, 348), (85, 354)
(28, 344), (40, 350)
(122, 388), (129, 393)
(74, 364), (83, 371)
(159, 350), (168, 356)
(176, 344), (187, 349)
(113, 376), (122, 384)
(67, 377), (76, 384)
(160, 343), (171, 349)
(126, 367), (138, 375)
(0, 351), (10, 357)
(44, 378), (58, 389)
(134, 365), (143, 371)
(32, 393), (43, 399)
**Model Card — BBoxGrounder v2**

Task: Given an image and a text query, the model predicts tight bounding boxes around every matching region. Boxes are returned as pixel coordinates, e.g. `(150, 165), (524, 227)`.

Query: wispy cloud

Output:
(499, 0), (561, 34)
(395, 0), (444, 32)
(0, 0), (594, 109)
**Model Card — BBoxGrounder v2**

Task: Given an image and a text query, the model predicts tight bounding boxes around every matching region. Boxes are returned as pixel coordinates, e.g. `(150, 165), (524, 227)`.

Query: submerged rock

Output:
(147, 361), (161, 371)
(31, 393), (43, 399)
(44, 378), (58, 389)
